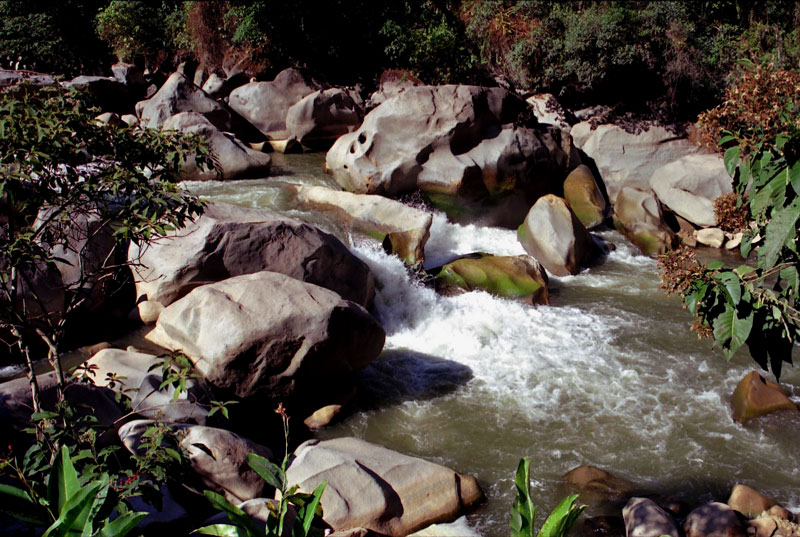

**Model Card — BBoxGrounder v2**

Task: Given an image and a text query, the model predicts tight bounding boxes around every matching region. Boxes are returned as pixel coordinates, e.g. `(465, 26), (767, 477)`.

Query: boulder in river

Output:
(623, 497), (680, 537)
(563, 465), (636, 504)
(431, 253), (549, 305)
(135, 72), (231, 131)
(730, 371), (797, 422)
(146, 272), (385, 407)
(129, 202), (375, 308)
(612, 187), (677, 256)
(288, 184), (432, 268)
(517, 194), (599, 276)
(228, 68), (319, 142)
(286, 88), (363, 149)
(727, 484), (778, 518)
(326, 85), (578, 209)
(163, 112), (271, 181)
(563, 164), (607, 229)
(285, 437), (484, 537)
(683, 502), (746, 537)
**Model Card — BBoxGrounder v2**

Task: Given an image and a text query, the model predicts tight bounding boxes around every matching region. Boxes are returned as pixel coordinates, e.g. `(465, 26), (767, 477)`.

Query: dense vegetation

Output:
(2, 1), (798, 121)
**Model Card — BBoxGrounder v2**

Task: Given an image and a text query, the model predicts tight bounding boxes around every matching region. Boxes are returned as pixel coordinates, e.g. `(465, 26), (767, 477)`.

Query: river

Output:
(185, 152), (800, 536)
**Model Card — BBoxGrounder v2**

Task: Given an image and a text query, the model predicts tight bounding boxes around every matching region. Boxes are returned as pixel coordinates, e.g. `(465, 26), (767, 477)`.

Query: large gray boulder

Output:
(135, 72), (231, 131)
(146, 272), (385, 404)
(286, 88), (363, 148)
(571, 122), (706, 203)
(326, 85), (579, 200)
(649, 154), (732, 228)
(285, 437), (485, 537)
(288, 185), (432, 267)
(228, 68), (319, 140)
(129, 202), (375, 308)
(517, 194), (598, 276)
(163, 112), (271, 181)
(119, 420), (271, 503)
(623, 497), (680, 537)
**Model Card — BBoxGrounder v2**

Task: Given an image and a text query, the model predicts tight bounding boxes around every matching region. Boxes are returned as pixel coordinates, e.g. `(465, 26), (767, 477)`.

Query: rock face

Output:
(571, 122), (706, 203)
(326, 85), (578, 201)
(285, 437), (484, 537)
(730, 371), (797, 422)
(288, 185), (432, 267)
(683, 502), (746, 537)
(727, 484), (777, 518)
(163, 112), (271, 181)
(563, 165), (607, 229)
(129, 202), (375, 308)
(612, 187), (676, 256)
(118, 420), (271, 503)
(432, 253), (549, 305)
(623, 497), (680, 537)
(135, 72), (231, 131)
(228, 68), (319, 140)
(286, 88), (363, 148)
(649, 154), (732, 228)
(146, 272), (385, 404)
(517, 194), (598, 276)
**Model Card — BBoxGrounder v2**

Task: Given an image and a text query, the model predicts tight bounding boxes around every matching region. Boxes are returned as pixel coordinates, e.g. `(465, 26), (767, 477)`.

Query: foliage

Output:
(714, 192), (750, 233)
(0, 445), (146, 536)
(95, 1), (190, 69)
(194, 404), (327, 537)
(510, 457), (585, 537)
(0, 84), (209, 402)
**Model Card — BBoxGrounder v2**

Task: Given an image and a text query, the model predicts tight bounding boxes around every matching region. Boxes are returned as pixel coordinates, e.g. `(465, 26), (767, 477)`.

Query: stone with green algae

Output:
(563, 164), (606, 229)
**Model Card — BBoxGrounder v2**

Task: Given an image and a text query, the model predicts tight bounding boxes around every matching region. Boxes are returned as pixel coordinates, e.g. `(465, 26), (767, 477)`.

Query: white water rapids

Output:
(186, 153), (800, 536)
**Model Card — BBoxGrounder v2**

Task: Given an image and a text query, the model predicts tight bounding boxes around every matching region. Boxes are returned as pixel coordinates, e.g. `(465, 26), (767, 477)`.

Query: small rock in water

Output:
(730, 371), (797, 422)
(696, 227), (726, 248)
(728, 484), (777, 518)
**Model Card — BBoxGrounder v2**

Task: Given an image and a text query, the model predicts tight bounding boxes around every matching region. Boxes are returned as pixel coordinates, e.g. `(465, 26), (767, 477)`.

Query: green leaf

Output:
(685, 282), (708, 316)
(715, 272), (741, 305)
(707, 261), (724, 270)
(537, 494), (585, 537)
(780, 266), (799, 297)
(202, 491), (260, 536)
(734, 265), (756, 277)
(96, 511), (148, 537)
(712, 306), (754, 360)
(47, 445), (81, 514)
(192, 524), (252, 537)
(787, 159), (800, 196)
(724, 146), (741, 176)
(42, 481), (103, 537)
(0, 483), (48, 525)
(295, 481), (327, 536)
(510, 458), (536, 537)
(761, 199), (800, 270)
(247, 453), (283, 491)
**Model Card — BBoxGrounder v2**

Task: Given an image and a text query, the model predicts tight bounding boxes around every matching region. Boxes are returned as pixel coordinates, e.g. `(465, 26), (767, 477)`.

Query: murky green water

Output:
(187, 152), (800, 536)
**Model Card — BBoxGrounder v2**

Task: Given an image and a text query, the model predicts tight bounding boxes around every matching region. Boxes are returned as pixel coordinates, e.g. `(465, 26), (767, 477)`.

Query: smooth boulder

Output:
(326, 85), (578, 201)
(129, 202), (375, 308)
(228, 68), (319, 140)
(730, 371), (797, 422)
(683, 502), (746, 537)
(146, 272), (385, 405)
(288, 185), (432, 267)
(727, 484), (777, 518)
(563, 465), (636, 503)
(286, 88), (363, 148)
(650, 154), (732, 228)
(623, 497), (680, 537)
(163, 112), (271, 181)
(285, 437), (484, 537)
(517, 194), (598, 276)
(432, 253), (548, 305)
(135, 72), (231, 131)
(612, 187), (676, 256)
(563, 164), (607, 229)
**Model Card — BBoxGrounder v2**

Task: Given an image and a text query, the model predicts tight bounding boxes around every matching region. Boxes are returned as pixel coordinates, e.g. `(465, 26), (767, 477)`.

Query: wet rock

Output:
(326, 85), (577, 205)
(285, 437), (484, 537)
(518, 194), (598, 276)
(432, 253), (548, 305)
(228, 68), (319, 141)
(286, 88), (363, 149)
(288, 185), (432, 268)
(650, 154), (732, 228)
(146, 272), (385, 406)
(684, 502), (746, 537)
(563, 164), (607, 229)
(696, 227), (726, 248)
(727, 484), (777, 517)
(730, 371), (797, 422)
(563, 465), (635, 504)
(623, 497), (680, 537)
(129, 201), (375, 308)
(612, 187), (676, 256)
(135, 72), (231, 131)
(163, 112), (271, 181)
(571, 122), (706, 203)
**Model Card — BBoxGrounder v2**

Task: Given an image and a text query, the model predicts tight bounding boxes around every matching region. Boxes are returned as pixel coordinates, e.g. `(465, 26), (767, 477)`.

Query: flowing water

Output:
(186, 153), (800, 536)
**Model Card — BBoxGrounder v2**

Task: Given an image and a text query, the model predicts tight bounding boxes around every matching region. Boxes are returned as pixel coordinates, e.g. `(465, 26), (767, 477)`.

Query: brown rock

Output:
(563, 465), (635, 503)
(684, 502), (746, 537)
(731, 372), (797, 422)
(563, 165), (607, 229)
(728, 484), (778, 518)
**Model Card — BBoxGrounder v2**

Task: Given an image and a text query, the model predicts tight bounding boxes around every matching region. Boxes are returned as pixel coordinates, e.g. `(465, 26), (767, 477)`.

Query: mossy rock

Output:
(431, 253), (548, 305)
(612, 187), (677, 256)
(563, 165), (606, 229)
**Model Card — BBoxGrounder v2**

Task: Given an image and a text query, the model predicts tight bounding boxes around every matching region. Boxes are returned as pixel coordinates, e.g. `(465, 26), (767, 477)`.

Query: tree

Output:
(0, 84), (211, 410)
(660, 59), (800, 379)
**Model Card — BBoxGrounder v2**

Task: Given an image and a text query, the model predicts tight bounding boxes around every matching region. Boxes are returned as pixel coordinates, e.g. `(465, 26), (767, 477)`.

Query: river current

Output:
(186, 152), (800, 536)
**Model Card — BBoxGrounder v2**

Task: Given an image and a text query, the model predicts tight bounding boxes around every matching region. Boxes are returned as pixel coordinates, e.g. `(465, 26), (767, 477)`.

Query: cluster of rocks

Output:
(565, 465), (799, 537)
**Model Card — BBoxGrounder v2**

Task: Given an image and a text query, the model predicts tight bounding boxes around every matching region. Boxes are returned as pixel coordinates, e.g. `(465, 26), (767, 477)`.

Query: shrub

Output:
(713, 192), (750, 232)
